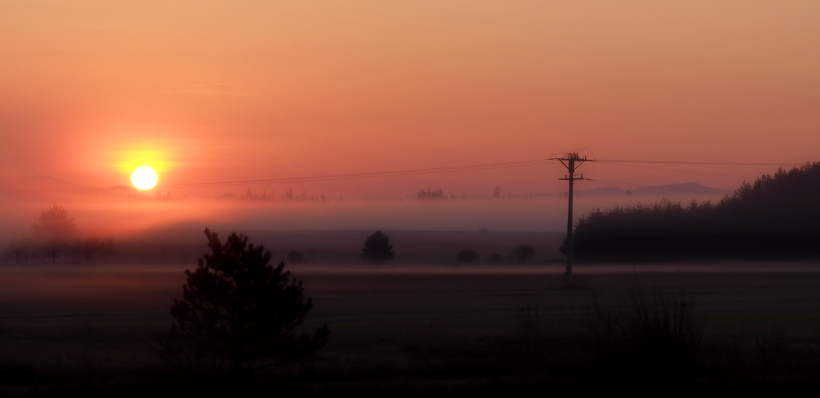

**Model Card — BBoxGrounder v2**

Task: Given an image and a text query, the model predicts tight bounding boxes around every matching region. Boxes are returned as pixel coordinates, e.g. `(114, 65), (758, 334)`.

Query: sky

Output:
(2, 1), (819, 202)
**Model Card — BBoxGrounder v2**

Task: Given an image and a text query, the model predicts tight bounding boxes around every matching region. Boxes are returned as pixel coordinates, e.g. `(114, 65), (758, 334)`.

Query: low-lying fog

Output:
(0, 193), (724, 238)
(0, 192), (727, 266)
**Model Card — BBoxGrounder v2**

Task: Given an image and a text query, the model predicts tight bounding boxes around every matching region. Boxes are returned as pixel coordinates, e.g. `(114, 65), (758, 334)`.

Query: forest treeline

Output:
(568, 162), (820, 260)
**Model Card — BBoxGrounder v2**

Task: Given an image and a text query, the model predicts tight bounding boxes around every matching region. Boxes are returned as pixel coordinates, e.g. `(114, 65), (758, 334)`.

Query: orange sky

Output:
(2, 1), (819, 198)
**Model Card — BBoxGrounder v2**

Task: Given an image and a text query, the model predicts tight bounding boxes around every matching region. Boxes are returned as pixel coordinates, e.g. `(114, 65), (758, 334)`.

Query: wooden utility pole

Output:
(549, 152), (593, 287)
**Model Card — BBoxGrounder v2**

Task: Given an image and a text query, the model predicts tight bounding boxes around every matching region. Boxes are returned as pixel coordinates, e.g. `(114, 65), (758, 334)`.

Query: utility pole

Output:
(549, 152), (593, 287)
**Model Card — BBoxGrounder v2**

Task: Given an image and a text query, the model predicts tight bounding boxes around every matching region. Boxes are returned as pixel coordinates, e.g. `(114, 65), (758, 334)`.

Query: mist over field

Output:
(4, 0), (820, 390)
(0, 188), (726, 234)
(4, 166), (820, 392)
(0, 189), (727, 266)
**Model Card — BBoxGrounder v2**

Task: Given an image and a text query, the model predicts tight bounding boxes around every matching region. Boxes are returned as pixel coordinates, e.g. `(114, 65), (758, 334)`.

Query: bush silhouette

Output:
(155, 228), (329, 374)
(456, 249), (479, 264)
(579, 289), (701, 386)
(514, 245), (535, 263)
(361, 230), (394, 263)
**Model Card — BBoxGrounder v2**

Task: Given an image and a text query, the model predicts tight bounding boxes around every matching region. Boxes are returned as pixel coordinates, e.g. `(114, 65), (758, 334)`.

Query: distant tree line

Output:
(567, 162), (820, 260)
(216, 187), (337, 202)
(417, 188), (455, 200)
(457, 245), (535, 264)
(358, 230), (538, 265)
(6, 205), (114, 264)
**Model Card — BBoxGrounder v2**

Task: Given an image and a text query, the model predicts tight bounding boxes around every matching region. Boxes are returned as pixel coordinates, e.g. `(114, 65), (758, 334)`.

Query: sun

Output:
(131, 166), (159, 190)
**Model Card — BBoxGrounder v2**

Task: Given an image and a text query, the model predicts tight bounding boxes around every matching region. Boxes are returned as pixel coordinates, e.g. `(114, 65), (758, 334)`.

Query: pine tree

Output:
(157, 228), (329, 373)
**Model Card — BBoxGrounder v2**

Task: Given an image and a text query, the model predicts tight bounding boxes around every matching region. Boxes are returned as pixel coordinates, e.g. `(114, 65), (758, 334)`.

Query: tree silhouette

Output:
(361, 230), (394, 263)
(31, 205), (78, 263)
(156, 228), (329, 374)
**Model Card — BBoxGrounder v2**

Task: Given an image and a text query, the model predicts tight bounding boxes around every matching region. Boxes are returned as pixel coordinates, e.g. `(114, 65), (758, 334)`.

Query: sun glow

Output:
(131, 166), (159, 190)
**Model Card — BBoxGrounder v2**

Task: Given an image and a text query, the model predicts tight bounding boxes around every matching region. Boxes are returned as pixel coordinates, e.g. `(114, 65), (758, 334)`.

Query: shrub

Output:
(514, 245), (535, 263)
(456, 249), (479, 264)
(578, 288), (701, 386)
(361, 230), (394, 263)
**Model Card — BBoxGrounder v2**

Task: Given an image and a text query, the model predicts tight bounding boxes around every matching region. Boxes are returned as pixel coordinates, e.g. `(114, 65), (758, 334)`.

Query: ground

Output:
(1, 260), (820, 391)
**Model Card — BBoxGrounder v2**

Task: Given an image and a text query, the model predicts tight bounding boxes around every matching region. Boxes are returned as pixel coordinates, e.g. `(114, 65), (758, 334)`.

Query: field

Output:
(2, 260), (820, 391)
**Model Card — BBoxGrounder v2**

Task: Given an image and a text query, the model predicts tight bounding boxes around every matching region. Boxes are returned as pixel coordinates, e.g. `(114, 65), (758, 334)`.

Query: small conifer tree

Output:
(156, 228), (329, 373)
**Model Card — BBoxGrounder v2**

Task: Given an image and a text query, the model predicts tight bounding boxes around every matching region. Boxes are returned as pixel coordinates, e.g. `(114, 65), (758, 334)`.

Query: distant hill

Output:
(1, 176), (140, 199)
(631, 182), (729, 196)
(574, 187), (629, 196)
(575, 182), (729, 197)
(8, 175), (83, 191)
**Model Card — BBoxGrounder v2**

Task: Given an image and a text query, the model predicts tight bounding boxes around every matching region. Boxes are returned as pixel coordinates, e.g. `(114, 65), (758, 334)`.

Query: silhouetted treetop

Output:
(417, 188), (446, 199)
(569, 162), (820, 259)
(362, 230), (394, 263)
(717, 162), (820, 230)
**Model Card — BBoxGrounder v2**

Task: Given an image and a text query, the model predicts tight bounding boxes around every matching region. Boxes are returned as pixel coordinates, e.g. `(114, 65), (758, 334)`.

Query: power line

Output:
(597, 159), (805, 167)
(1, 156), (802, 193)
(160, 159), (553, 188)
(0, 159), (554, 193)
(168, 158), (795, 189)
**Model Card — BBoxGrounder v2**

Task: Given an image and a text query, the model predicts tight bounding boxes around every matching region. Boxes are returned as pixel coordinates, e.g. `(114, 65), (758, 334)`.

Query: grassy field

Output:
(2, 262), (820, 391)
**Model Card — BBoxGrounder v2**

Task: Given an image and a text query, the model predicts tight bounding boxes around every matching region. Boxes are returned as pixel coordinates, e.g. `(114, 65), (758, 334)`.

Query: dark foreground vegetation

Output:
(151, 229), (330, 374)
(3, 274), (820, 394)
(0, 260), (820, 396)
(2, 217), (820, 392)
(568, 162), (820, 260)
